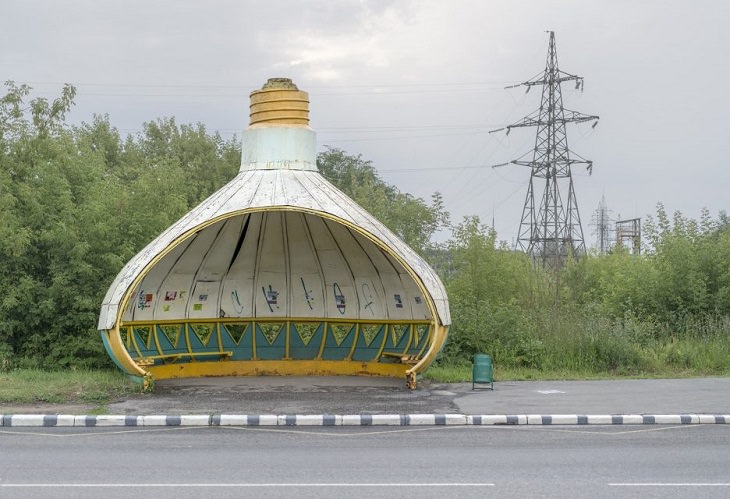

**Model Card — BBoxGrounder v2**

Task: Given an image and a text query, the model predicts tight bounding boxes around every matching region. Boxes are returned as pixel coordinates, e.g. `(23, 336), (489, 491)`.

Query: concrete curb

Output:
(2, 413), (728, 427)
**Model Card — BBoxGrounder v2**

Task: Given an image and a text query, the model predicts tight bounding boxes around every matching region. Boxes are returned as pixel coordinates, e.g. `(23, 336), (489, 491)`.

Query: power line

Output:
(493, 31), (599, 270)
(377, 164), (491, 173)
(16, 80), (515, 99)
(19, 79), (514, 89)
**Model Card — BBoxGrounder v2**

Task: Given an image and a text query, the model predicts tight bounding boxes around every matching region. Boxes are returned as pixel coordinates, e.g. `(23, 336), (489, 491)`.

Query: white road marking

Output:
(610, 483), (730, 487)
(545, 425), (705, 436)
(0, 426), (206, 438)
(2, 423), (725, 439)
(0, 483), (495, 488)
(222, 424), (470, 437)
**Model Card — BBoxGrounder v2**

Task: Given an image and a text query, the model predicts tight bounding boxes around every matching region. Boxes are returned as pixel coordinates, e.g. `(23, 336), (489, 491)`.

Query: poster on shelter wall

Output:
(188, 281), (221, 319)
(131, 288), (155, 322)
(403, 275), (431, 320)
(379, 272), (412, 320)
(153, 274), (194, 320)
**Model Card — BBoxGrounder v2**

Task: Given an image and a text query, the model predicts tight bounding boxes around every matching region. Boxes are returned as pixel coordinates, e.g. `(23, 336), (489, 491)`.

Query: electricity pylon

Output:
(493, 31), (598, 269)
(592, 195), (613, 255)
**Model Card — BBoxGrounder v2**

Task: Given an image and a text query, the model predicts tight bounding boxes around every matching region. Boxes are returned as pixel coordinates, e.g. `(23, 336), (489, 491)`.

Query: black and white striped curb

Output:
(2, 414), (729, 427)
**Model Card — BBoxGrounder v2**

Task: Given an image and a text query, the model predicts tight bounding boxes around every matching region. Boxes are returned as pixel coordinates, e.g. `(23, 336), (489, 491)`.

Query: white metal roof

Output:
(98, 167), (450, 330)
(99, 79), (449, 332)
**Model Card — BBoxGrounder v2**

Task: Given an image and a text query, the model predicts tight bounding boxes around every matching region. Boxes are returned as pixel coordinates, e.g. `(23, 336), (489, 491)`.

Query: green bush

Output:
(0, 342), (14, 372)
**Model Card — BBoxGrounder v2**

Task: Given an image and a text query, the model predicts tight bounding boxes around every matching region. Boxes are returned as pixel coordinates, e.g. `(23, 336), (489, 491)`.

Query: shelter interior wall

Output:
(121, 212), (430, 324)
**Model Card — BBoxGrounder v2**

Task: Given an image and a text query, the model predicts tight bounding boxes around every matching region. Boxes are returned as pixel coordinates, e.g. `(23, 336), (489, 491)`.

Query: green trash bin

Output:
(472, 353), (494, 390)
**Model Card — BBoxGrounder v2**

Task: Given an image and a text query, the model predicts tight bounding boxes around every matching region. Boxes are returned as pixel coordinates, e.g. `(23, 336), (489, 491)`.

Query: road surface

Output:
(1, 424), (729, 498)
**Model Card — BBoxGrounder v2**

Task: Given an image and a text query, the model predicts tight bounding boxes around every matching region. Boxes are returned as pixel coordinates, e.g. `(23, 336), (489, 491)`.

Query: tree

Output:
(129, 118), (240, 206)
(317, 146), (448, 254)
(439, 216), (540, 362)
(0, 83), (243, 369)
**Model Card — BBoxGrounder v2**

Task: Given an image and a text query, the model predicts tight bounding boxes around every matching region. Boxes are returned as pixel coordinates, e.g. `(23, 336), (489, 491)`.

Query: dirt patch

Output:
(1, 377), (467, 416)
(0, 403), (100, 415)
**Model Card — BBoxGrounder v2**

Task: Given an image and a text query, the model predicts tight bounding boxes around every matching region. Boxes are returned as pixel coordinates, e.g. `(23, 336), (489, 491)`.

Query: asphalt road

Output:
(2, 424), (729, 499)
(4, 376), (730, 416)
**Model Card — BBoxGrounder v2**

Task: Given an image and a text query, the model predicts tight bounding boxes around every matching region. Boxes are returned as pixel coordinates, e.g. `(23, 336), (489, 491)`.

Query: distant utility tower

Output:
(591, 195), (613, 255)
(493, 31), (599, 269)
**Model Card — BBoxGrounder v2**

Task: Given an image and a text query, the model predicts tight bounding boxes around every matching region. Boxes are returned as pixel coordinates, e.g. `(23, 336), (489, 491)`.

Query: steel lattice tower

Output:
(498, 31), (599, 269)
(591, 195), (613, 255)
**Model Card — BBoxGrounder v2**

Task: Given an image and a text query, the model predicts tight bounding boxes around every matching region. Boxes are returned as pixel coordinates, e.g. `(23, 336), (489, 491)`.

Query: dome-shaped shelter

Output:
(98, 78), (450, 388)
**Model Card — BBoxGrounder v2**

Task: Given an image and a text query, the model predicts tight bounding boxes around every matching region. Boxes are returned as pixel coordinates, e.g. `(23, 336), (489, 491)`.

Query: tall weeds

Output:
(437, 211), (730, 377)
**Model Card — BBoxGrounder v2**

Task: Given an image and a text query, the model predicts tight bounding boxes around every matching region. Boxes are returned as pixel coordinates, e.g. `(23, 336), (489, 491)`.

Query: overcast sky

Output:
(2, 0), (728, 246)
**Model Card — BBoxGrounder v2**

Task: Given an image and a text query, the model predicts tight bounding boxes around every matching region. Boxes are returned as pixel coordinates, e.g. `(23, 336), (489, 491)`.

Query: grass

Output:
(425, 314), (730, 383)
(0, 369), (140, 406)
(422, 364), (730, 383)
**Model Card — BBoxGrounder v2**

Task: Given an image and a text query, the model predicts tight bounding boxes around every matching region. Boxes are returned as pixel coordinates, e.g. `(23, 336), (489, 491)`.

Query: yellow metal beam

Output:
(146, 359), (410, 380)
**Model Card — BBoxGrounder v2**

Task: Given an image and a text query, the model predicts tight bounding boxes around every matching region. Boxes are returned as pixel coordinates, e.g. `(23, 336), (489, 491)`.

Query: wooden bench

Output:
(133, 351), (233, 366)
(380, 352), (420, 365)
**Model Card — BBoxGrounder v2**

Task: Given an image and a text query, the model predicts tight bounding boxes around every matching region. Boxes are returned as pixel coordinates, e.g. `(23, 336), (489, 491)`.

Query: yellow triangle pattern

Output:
(330, 324), (353, 346)
(191, 324), (214, 346)
(295, 323), (318, 346)
(259, 323), (284, 345)
(160, 324), (182, 347)
(361, 324), (381, 347)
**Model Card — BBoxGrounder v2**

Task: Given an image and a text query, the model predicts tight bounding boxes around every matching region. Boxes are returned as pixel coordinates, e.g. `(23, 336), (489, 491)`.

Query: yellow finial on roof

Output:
(249, 78), (309, 127)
